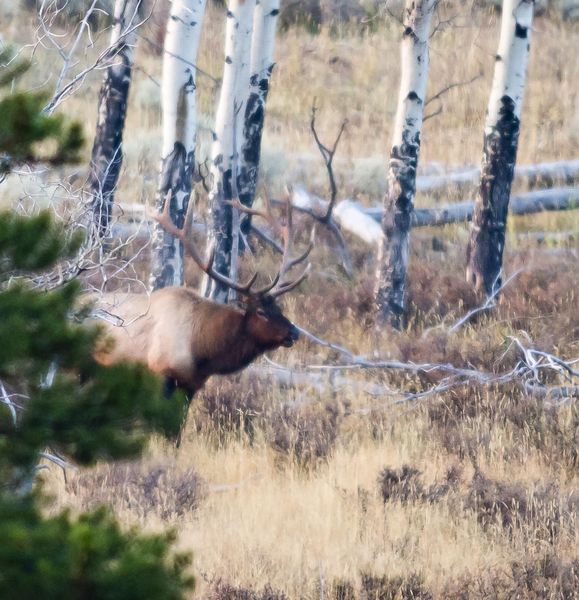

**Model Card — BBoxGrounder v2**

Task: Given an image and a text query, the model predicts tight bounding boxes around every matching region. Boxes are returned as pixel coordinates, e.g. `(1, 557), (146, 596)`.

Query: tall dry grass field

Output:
(2, 1), (579, 598)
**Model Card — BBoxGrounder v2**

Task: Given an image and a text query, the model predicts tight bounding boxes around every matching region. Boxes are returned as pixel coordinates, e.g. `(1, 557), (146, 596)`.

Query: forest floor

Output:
(1, 1), (578, 598)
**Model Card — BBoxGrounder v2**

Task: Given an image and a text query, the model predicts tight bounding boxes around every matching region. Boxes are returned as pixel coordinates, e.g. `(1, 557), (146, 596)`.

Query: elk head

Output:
(154, 188), (311, 351)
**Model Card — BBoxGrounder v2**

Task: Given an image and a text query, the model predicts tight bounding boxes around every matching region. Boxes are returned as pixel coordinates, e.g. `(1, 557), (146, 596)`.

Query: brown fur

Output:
(91, 287), (298, 396)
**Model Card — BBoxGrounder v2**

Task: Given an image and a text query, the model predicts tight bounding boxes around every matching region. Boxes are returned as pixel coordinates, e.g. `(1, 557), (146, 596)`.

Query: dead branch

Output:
(297, 104), (353, 277)
(282, 323), (578, 410)
(369, 187), (579, 227)
(446, 270), (522, 332)
(416, 159), (579, 194)
(425, 74), (482, 107)
(423, 74), (482, 122)
(310, 103), (347, 222)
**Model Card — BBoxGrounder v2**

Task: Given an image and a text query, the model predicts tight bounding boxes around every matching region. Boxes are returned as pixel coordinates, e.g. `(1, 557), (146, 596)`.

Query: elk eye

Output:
(256, 308), (267, 317)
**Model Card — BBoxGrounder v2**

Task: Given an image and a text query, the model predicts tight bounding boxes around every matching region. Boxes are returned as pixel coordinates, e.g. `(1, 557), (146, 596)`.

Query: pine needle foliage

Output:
(0, 47), (84, 174)
(0, 210), (194, 598)
(0, 72), (194, 597)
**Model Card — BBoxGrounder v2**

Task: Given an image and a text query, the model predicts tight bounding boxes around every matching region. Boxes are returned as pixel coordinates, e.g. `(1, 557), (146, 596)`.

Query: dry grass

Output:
(3, 2), (579, 598)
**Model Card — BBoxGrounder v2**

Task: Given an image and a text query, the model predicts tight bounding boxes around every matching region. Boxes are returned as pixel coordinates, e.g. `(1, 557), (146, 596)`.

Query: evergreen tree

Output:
(0, 47), (83, 177)
(0, 47), (194, 599)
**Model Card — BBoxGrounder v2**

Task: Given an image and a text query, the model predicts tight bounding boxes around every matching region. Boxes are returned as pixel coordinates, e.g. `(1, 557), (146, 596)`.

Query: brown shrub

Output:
(330, 579), (356, 600)
(378, 465), (424, 504)
(192, 375), (268, 444)
(267, 403), (340, 467)
(206, 581), (288, 600)
(68, 461), (204, 520)
(427, 383), (579, 469)
(443, 554), (579, 600)
(464, 471), (577, 543)
(360, 572), (433, 600)
(406, 262), (479, 328)
(378, 464), (462, 505)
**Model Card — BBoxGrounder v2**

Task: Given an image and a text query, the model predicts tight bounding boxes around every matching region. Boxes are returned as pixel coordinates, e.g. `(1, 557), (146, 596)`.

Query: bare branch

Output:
(425, 74), (482, 107)
(310, 102), (347, 223)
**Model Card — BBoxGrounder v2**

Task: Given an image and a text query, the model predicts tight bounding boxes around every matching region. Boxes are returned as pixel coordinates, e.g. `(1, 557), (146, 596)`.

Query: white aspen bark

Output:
(466, 0), (534, 295)
(205, 0), (256, 302)
(150, 0), (207, 290)
(237, 0), (280, 234)
(87, 0), (141, 238)
(374, 0), (436, 326)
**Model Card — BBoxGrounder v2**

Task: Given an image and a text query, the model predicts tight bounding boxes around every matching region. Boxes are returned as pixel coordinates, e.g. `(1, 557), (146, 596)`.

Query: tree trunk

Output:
(86, 0), (142, 238)
(149, 0), (207, 290)
(205, 0), (255, 302)
(466, 0), (534, 295)
(237, 0), (280, 235)
(374, 0), (436, 326)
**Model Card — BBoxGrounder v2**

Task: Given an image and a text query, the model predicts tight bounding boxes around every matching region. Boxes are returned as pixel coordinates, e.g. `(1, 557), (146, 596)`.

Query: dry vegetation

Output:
(2, 1), (578, 598)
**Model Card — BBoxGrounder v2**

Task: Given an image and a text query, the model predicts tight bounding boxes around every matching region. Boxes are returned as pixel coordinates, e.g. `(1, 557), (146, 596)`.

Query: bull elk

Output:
(92, 193), (311, 401)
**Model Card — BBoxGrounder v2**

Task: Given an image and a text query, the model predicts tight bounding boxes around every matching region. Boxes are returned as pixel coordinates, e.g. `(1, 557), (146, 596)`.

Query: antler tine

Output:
(153, 193), (259, 296)
(266, 189), (312, 298)
(284, 241), (313, 272)
(251, 272), (281, 296)
(225, 187), (312, 298)
(229, 192), (281, 237)
(269, 264), (311, 298)
(275, 191), (297, 279)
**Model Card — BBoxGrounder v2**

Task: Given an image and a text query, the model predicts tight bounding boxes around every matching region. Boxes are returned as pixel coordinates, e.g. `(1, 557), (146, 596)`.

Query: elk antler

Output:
(229, 188), (312, 298)
(154, 192), (259, 295)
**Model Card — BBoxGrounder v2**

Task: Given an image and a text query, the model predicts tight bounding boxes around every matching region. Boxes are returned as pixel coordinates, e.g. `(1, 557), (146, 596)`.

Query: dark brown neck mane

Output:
(195, 306), (272, 377)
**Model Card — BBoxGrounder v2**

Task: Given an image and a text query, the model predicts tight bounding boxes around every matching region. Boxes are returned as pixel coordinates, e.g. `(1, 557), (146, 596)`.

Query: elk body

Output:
(93, 287), (300, 398)
(92, 193), (310, 399)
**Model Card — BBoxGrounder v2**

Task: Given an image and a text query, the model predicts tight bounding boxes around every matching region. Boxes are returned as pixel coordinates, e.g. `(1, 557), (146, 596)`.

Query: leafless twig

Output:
(288, 322), (578, 410)
(310, 102), (347, 223)
(446, 269), (521, 333)
(423, 74), (482, 122)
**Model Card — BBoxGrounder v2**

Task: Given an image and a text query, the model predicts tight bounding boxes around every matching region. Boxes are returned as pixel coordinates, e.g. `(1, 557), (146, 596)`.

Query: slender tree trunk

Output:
(149, 0), (207, 290)
(466, 0), (534, 295)
(237, 0), (280, 235)
(86, 0), (141, 238)
(374, 0), (436, 327)
(205, 0), (255, 302)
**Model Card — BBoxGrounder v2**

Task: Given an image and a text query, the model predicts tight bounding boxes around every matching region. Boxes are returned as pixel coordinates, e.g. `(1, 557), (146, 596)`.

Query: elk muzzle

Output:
(282, 324), (300, 347)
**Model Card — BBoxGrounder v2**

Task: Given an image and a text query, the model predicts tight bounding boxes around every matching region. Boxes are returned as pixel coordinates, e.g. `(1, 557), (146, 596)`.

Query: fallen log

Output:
(254, 155), (579, 194)
(415, 158), (579, 192)
(110, 187), (579, 247)
(292, 186), (579, 244)
(417, 187), (578, 226)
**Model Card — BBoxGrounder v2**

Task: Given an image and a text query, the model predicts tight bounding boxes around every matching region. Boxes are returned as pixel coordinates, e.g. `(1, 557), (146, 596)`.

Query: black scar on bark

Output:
(158, 142), (194, 212)
(377, 128), (421, 321)
(238, 76), (271, 234)
(151, 142), (195, 290)
(388, 130), (420, 232)
(515, 23), (528, 38)
(210, 168), (234, 298)
(270, 9), (279, 16)
(88, 42), (133, 237)
(406, 91), (422, 103)
(467, 95), (520, 294)
(496, 54), (502, 61)
(225, 56), (233, 64)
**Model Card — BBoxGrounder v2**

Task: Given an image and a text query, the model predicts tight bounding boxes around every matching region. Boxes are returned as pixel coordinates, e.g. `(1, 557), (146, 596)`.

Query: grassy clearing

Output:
(3, 2), (578, 598)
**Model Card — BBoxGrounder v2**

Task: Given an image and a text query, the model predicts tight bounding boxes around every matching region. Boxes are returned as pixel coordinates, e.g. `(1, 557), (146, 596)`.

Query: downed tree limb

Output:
(416, 158), (579, 193)
(246, 363), (393, 398)
(234, 156), (579, 195)
(110, 187), (578, 247)
(367, 187), (579, 227)
(253, 325), (578, 409)
(245, 329), (579, 412)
